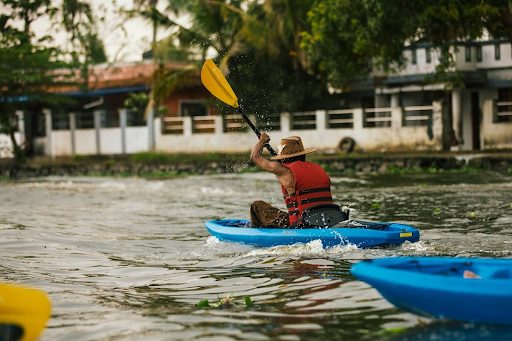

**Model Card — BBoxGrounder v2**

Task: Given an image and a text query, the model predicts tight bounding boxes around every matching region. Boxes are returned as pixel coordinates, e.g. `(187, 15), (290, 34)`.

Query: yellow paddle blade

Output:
(201, 59), (239, 108)
(0, 283), (51, 341)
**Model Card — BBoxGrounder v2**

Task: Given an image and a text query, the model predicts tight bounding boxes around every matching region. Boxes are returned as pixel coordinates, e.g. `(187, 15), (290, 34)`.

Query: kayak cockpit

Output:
(379, 259), (511, 279)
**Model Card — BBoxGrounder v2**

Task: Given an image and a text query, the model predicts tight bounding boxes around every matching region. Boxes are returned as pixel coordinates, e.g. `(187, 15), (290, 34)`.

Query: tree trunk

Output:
(8, 128), (24, 179)
(441, 92), (453, 151)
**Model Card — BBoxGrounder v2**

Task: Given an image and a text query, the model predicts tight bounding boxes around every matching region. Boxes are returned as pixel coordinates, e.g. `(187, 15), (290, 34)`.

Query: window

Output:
(496, 88), (512, 123)
(180, 102), (207, 117)
(426, 47), (431, 63)
(411, 48), (417, 64)
(465, 46), (471, 62)
(476, 45), (482, 62)
(495, 44), (501, 61)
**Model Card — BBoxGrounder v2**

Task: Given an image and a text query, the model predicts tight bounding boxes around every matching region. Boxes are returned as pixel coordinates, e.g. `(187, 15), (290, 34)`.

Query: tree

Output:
(0, 1), (74, 173)
(301, 0), (509, 90)
(133, 0), (159, 45)
(147, 0), (329, 119)
(226, 0), (329, 118)
(58, 0), (107, 90)
(139, 0), (249, 113)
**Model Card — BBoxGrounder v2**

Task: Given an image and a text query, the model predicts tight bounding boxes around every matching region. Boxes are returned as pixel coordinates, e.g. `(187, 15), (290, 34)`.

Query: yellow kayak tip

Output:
(0, 283), (51, 341)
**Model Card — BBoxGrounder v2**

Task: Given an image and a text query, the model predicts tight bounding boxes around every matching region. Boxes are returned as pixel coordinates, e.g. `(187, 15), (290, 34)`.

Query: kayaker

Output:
(249, 133), (333, 228)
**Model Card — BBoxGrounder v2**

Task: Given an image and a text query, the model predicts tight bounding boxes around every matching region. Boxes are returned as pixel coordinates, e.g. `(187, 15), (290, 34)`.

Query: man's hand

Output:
(259, 132), (270, 146)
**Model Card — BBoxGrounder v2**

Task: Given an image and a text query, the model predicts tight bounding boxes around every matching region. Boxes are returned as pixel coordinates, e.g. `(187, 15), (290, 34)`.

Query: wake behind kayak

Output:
(204, 219), (419, 248)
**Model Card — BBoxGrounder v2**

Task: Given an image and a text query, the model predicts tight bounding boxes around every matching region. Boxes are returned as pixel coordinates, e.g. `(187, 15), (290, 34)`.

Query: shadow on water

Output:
(0, 171), (511, 340)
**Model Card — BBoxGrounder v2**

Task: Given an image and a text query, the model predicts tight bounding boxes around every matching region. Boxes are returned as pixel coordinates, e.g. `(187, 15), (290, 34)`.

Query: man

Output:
(249, 133), (333, 228)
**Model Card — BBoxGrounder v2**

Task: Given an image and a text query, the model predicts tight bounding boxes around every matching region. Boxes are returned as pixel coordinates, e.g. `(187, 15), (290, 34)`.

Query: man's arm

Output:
(250, 133), (295, 194)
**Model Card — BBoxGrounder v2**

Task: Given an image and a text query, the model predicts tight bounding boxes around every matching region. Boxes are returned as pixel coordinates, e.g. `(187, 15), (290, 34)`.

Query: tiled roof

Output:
(55, 60), (194, 93)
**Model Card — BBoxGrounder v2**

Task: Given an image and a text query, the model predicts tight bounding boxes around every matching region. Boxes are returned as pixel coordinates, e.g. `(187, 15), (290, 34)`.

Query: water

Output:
(1, 171), (512, 341)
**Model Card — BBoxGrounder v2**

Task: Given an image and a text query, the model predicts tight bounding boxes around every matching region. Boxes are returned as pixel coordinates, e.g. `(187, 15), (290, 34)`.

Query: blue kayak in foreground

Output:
(205, 219), (419, 248)
(351, 257), (512, 324)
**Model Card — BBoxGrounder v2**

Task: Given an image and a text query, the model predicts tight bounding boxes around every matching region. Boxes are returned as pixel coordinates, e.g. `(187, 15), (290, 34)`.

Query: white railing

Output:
(364, 107), (392, 127)
(403, 105), (433, 126)
(291, 111), (317, 130)
(327, 109), (354, 128)
(192, 116), (216, 133)
(162, 116), (184, 134)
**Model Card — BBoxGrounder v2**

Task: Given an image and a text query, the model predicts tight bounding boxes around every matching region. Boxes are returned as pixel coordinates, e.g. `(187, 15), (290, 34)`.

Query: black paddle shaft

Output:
(237, 107), (277, 156)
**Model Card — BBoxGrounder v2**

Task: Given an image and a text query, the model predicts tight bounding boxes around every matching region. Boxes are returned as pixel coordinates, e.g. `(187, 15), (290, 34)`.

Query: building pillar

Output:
(432, 101), (443, 149)
(147, 109), (155, 150)
(214, 115), (223, 135)
(353, 109), (364, 133)
(183, 116), (192, 137)
(43, 109), (53, 158)
(451, 89), (462, 150)
(93, 110), (103, 155)
(69, 113), (76, 155)
(15, 111), (25, 146)
(391, 107), (402, 129)
(315, 110), (327, 131)
(119, 109), (127, 154)
(391, 93), (400, 108)
(281, 112), (290, 134)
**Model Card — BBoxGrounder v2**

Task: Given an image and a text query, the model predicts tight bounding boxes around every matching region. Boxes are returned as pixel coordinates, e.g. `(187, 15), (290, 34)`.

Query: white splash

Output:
(400, 240), (431, 252)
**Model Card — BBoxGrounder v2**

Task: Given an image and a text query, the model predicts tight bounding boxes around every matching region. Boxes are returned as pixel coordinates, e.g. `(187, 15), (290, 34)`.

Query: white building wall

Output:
(100, 129), (122, 155)
(52, 131), (72, 156)
(481, 99), (512, 150)
(126, 127), (149, 154)
(74, 130), (97, 155)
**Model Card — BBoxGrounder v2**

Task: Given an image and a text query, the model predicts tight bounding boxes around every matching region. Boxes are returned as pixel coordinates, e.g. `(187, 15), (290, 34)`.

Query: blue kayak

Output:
(351, 257), (512, 324)
(204, 219), (419, 248)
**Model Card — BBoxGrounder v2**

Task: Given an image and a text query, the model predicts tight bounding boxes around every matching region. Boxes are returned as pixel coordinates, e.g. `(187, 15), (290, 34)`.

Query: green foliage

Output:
(72, 154), (90, 161)
(145, 0), (330, 113)
(302, 0), (509, 89)
(243, 296), (253, 307)
(0, 1), (76, 163)
(124, 92), (150, 112)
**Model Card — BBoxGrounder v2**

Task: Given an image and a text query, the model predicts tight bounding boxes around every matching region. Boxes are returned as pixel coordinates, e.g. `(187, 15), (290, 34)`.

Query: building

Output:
(2, 39), (512, 158)
(367, 39), (512, 151)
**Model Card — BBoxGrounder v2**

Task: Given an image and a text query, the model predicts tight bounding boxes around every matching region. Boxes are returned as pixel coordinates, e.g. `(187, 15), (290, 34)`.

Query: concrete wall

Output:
(481, 99), (512, 150)
(2, 98), (511, 157)
(155, 105), (442, 154)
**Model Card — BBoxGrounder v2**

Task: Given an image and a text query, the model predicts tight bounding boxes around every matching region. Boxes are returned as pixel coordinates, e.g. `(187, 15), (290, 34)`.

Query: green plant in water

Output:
(372, 203), (380, 208)
(197, 293), (254, 309)
(434, 207), (440, 213)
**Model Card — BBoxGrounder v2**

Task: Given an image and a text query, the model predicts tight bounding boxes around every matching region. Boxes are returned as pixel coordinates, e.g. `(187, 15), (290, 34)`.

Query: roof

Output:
(55, 60), (192, 95)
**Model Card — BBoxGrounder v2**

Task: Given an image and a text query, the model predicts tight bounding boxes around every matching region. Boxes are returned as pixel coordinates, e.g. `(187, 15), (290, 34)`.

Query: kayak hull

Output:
(205, 219), (419, 248)
(351, 257), (512, 324)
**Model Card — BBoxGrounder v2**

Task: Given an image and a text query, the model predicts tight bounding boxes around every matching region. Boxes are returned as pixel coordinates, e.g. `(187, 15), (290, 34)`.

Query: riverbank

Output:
(1, 151), (512, 178)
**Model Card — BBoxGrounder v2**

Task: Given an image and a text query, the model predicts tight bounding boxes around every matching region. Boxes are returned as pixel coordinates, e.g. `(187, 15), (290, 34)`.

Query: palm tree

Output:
(59, 0), (107, 89)
(133, 0), (159, 45)
(148, 0), (249, 103)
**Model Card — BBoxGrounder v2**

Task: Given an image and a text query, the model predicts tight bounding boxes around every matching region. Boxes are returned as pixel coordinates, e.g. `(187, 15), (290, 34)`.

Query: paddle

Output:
(201, 59), (277, 156)
(0, 283), (51, 341)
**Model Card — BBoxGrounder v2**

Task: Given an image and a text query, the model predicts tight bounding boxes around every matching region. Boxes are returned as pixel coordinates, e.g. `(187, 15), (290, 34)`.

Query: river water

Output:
(1, 171), (512, 341)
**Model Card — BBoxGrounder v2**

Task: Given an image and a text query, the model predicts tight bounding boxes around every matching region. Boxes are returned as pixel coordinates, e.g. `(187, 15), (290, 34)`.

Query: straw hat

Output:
(270, 136), (317, 160)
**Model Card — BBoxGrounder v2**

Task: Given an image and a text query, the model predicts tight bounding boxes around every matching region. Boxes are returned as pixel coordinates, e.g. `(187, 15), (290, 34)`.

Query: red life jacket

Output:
(281, 161), (333, 225)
